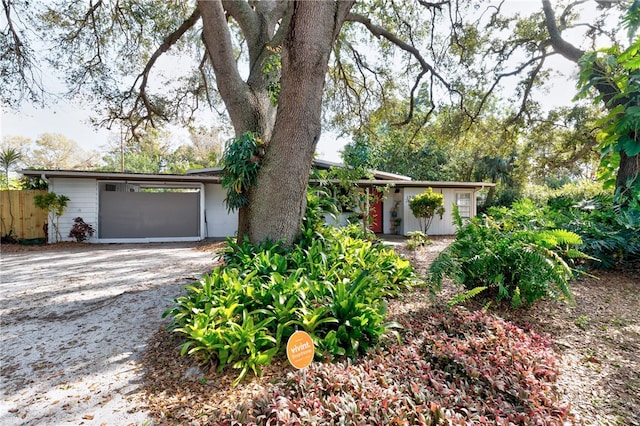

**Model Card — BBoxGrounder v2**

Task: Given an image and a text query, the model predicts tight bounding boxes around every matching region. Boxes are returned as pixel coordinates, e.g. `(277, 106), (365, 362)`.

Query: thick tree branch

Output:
(347, 11), (457, 125)
(542, 0), (585, 62)
(542, 0), (624, 108)
(221, 0), (260, 59)
(200, 0), (256, 135)
(115, 6), (202, 134)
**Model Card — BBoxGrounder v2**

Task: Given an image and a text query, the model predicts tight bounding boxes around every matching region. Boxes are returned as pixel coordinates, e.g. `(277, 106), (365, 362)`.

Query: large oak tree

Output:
(1, 0), (634, 244)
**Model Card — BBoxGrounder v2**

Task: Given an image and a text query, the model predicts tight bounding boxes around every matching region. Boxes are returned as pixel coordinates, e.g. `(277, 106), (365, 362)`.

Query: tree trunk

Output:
(541, 0), (638, 196)
(616, 148), (640, 194)
(245, 1), (354, 245)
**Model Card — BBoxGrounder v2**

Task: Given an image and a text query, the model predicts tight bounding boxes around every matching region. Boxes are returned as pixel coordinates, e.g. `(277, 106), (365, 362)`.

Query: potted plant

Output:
(393, 217), (402, 234)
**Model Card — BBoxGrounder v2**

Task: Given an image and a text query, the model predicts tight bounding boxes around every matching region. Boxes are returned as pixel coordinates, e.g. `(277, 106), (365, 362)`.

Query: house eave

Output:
(20, 169), (223, 184)
(315, 179), (495, 189)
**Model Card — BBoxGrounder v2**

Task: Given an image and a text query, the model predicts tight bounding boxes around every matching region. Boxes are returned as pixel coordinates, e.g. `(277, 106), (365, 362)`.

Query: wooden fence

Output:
(0, 190), (48, 240)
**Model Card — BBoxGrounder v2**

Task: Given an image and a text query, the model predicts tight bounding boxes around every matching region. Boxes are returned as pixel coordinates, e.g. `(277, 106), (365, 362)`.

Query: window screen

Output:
(456, 192), (471, 218)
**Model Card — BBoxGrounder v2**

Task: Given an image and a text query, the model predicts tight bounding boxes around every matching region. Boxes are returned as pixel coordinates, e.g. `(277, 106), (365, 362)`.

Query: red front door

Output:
(369, 190), (383, 233)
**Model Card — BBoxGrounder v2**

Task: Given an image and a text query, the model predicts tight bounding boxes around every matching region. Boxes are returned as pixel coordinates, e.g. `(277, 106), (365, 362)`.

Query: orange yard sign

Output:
(286, 331), (314, 369)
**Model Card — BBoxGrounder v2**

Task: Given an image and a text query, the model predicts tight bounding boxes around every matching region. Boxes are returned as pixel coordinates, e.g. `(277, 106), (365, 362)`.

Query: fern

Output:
(447, 286), (487, 307)
(427, 249), (463, 290)
(428, 207), (585, 308)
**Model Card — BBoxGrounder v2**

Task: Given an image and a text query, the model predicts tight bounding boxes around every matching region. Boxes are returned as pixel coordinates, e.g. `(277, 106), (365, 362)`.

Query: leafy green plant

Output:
(303, 170), (340, 236)
(576, 34), (640, 197)
(164, 208), (417, 385)
(221, 132), (264, 211)
(556, 193), (640, 268)
(429, 205), (586, 308)
(406, 230), (432, 250)
(575, 315), (591, 330)
(34, 192), (70, 242)
(409, 188), (445, 234)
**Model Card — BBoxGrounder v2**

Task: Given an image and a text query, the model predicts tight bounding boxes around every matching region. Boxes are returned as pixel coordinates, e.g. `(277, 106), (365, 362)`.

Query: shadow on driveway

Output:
(0, 242), (217, 426)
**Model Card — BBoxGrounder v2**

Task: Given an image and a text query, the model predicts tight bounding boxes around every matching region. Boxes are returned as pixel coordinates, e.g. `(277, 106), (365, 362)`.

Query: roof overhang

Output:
(318, 179), (495, 190)
(20, 169), (223, 184)
(310, 159), (413, 181)
(188, 160), (414, 181)
(22, 170), (493, 190)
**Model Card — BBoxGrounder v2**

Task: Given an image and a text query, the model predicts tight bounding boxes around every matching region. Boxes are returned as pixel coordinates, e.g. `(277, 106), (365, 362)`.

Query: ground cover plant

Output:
(180, 306), (570, 425)
(163, 223), (417, 385)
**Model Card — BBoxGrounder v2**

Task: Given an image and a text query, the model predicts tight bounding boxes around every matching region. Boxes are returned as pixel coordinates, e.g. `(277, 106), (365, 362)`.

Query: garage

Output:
(98, 182), (201, 239)
(19, 170), (231, 243)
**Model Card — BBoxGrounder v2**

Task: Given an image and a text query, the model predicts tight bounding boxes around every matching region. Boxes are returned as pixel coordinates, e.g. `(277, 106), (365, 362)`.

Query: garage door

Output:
(99, 187), (200, 239)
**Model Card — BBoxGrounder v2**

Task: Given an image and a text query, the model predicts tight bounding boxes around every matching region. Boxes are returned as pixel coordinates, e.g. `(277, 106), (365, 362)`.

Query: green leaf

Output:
(621, 135), (640, 156)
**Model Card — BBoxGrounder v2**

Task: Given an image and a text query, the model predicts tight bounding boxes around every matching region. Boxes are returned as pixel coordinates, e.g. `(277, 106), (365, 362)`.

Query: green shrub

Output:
(429, 205), (586, 308)
(164, 221), (417, 385)
(488, 193), (640, 269)
(408, 188), (445, 234)
(522, 180), (605, 207)
(554, 194), (640, 268)
(406, 230), (432, 250)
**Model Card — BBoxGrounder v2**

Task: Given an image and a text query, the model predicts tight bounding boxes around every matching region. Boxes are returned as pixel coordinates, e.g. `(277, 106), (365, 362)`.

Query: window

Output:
(456, 192), (472, 218)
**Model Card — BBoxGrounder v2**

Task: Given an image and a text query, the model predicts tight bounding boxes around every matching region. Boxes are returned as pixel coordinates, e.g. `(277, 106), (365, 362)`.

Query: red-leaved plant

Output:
(69, 217), (95, 242)
(218, 306), (571, 425)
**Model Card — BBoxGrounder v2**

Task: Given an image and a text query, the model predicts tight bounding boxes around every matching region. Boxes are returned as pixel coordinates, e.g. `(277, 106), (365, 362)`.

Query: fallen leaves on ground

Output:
(138, 239), (639, 425)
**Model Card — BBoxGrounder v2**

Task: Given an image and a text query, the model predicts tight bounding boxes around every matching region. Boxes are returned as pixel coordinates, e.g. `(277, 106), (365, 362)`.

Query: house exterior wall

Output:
(42, 177), (479, 242)
(382, 188), (401, 234)
(401, 187), (476, 236)
(204, 184), (238, 238)
(48, 178), (98, 242)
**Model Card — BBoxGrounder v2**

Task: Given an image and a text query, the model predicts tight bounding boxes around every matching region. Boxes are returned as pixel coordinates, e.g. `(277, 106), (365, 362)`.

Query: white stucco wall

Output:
(401, 187), (476, 236)
(43, 177), (478, 241)
(47, 178), (98, 242)
(204, 184), (238, 238)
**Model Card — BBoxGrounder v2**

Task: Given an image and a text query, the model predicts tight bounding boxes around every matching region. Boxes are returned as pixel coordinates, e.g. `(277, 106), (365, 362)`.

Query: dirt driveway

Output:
(0, 242), (218, 426)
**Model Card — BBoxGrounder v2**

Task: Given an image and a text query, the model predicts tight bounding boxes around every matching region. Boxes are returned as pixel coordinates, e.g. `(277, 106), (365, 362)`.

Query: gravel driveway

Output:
(0, 243), (217, 426)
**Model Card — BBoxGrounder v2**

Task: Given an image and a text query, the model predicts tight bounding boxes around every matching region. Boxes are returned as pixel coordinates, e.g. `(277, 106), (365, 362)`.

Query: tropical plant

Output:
(555, 193), (640, 268)
(0, 146), (23, 242)
(221, 132), (264, 212)
(406, 230), (431, 251)
(68, 217), (95, 242)
(429, 205), (587, 308)
(34, 192), (70, 242)
(164, 202), (417, 385)
(561, 1), (640, 197)
(409, 188), (445, 234)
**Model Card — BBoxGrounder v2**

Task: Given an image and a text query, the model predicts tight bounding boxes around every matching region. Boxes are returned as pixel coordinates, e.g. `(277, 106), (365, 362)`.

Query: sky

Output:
(0, 0), (603, 164)
(0, 104), (348, 163)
